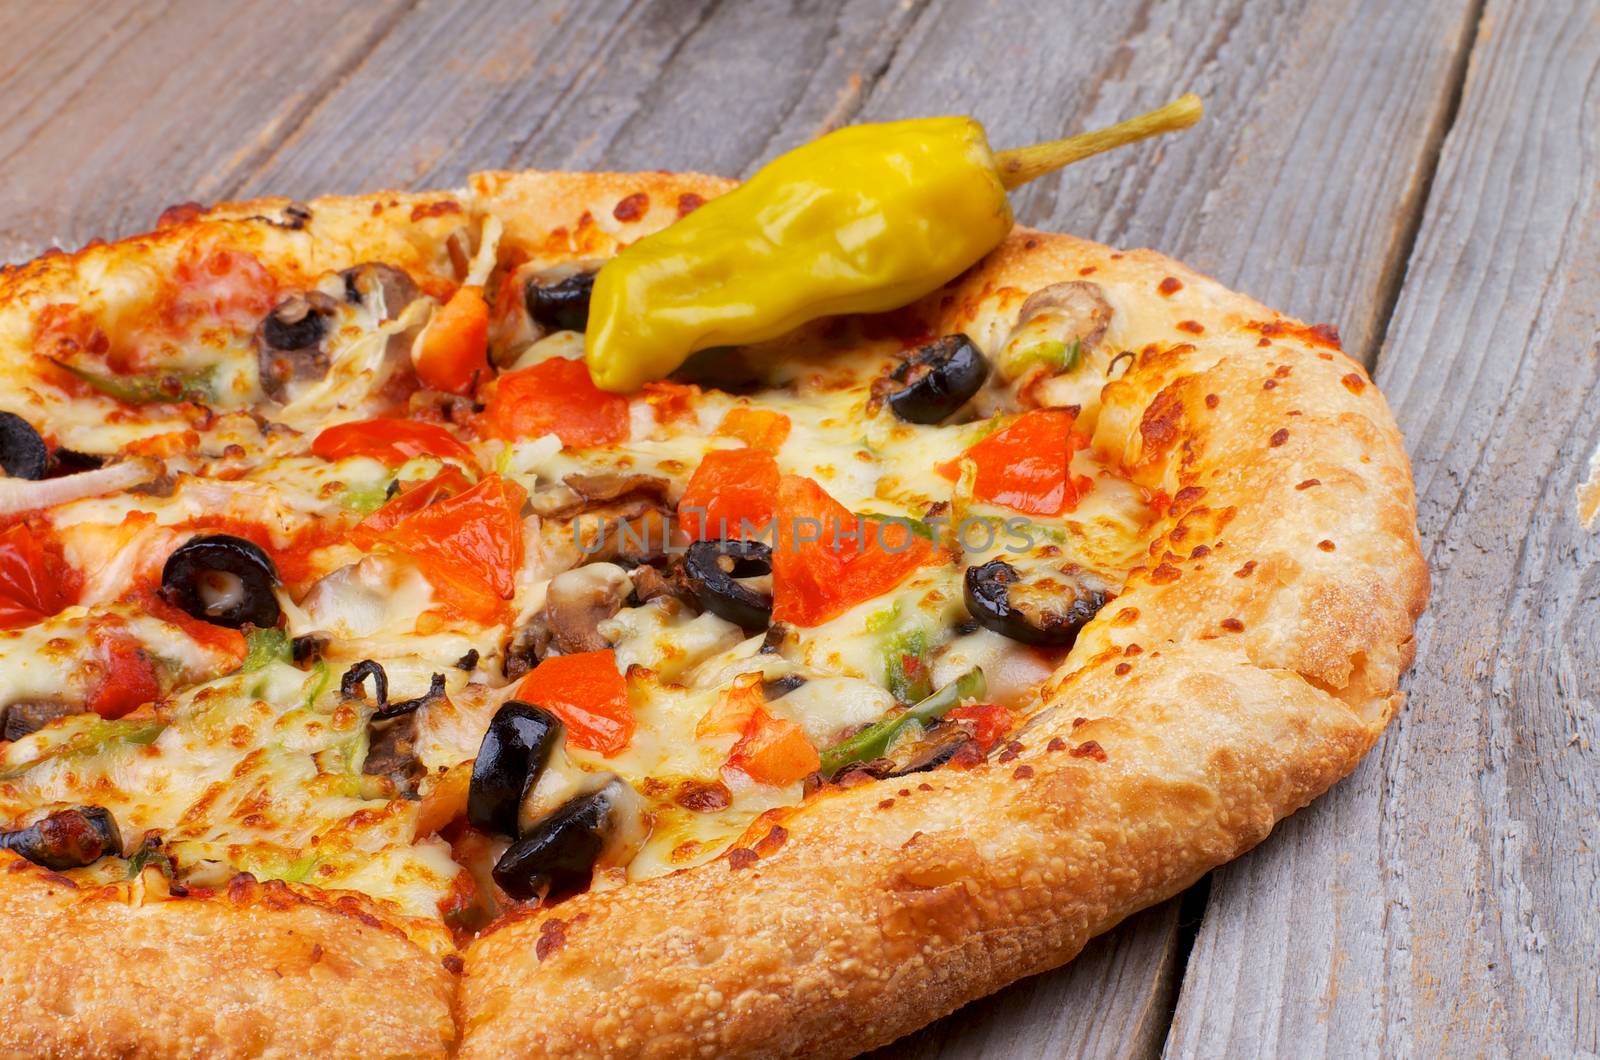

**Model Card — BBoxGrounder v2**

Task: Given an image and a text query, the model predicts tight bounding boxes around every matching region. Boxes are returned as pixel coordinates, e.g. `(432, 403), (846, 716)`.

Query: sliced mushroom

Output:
(843, 722), (981, 782)
(0, 412), (48, 480)
(531, 472), (672, 520)
(628, 558), (699, 609)
(996, 281), (1112, 384)
(338, 263), (419, 321)
(363, 714), (425, 796)
(161, 534), (281, 629)
(539, 563), (634, 659)
(761, 673), (807, 700)
(564, 472), (672, 507)
(1, 700), (81, 741)
(568, 500), (683, 566)
(963, 559), (1109, 648)
(0, 806), (121, 870)
(255, 290), (341, 401)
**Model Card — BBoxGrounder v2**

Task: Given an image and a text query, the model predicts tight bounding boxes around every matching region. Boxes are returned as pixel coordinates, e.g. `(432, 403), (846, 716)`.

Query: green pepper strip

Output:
(52, 358), (215, 405)
(818, 667), (985, 778)
(242, 628), (291, 672)
(0, 718), (165, 782)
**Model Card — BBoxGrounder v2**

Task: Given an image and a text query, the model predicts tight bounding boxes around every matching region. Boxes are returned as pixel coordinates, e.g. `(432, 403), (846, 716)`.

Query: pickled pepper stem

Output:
(995, 93), (1203, 190)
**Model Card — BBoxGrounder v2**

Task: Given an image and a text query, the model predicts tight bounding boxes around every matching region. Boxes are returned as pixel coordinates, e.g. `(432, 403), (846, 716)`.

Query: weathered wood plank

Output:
(0, 0), (414, 262)
(236, 0), (922, 194)
(1166, 0), (1600, 1054)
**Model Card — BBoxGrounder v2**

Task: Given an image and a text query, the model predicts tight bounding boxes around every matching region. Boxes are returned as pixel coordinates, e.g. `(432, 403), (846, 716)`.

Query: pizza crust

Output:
(0, 171), (1426, 1057)
(0, 857), (456, 1058)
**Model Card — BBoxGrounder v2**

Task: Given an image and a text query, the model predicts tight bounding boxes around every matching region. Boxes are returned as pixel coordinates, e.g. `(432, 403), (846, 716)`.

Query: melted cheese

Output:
(0, 211), (1164, 928)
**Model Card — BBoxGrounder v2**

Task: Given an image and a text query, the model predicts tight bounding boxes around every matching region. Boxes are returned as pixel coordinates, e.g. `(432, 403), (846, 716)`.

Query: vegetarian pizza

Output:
(0, 97), (1426, 1057)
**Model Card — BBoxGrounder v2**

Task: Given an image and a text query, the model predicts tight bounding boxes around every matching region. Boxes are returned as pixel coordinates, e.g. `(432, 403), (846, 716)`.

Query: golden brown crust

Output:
(0, 170), (1426, 1058)
(0, 856), (455, 1058)
(456, 176), (1427, 1057)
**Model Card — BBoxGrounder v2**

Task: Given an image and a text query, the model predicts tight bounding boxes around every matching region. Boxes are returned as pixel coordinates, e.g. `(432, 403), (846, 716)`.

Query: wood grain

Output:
(236, 0), (925, 193)
(1165, 0), (1600, 1054)
(0, 0), (414, 262)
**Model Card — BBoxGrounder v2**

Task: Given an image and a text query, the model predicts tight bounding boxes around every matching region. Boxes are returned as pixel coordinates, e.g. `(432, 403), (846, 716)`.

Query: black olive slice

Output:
(886, 334), (990, 424)
(161, 534), (280, 629)
(468, 701), (564, 838)
(492, 785), (615, 902)
(0, 805), (121, 870)
(375, 672), (446, 720)
(524, 272), (595, 333)
(340, 659), (389, 703)
(0, 412), (49, 480)
(685, 539), (774, 633)
(963, 559), (1107, 648)
(49, 448), (107, 476)
(255, 291), (340, 401)
(262, 293), (333, 352)
(291, 635), (328, 664)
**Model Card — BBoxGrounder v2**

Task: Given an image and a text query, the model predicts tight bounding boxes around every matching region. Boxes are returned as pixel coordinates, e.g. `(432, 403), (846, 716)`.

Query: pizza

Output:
(0, 167), (1427, 1057)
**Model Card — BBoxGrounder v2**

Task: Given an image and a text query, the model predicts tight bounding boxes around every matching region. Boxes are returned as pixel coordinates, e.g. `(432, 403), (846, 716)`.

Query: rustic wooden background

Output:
(2, 0), (1595, 1055)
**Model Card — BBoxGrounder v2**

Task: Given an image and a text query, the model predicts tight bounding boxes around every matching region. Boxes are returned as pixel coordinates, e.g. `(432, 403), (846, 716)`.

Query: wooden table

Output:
(3, 0), (1595, 1054)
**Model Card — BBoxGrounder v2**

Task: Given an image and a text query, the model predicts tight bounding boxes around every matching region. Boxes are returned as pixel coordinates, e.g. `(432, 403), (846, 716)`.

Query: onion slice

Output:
(0, 458), (161, 515)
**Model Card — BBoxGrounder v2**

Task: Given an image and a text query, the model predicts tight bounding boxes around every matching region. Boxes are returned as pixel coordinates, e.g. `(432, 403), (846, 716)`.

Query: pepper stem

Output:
(994, 93), (1204, 190)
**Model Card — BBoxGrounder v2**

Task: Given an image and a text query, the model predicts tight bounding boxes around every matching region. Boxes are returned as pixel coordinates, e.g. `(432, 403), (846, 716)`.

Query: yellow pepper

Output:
(585, 95), (1201, 393)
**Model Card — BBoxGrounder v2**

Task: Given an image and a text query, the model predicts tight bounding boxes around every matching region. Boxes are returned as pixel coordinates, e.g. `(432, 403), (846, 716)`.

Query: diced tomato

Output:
(769, 475), (935, 627)
(695, 673), (766, 738)
(946, 703), (1013, 752)
(642, 381), (701, 424)
(727, 712), (819, 786)
(415, 558), (511, 629)
(312, 417), (476, 469)
(516, 650), (633, 756)
(0, 522), (81, 630)
(414, 285), (490, 395)
(349, 467), (476, 545)
(348, 470), (524, 626)
(386, 475), (526, 600)
(677, 448), (780, 542)
(483, 358), (629, 448)
(86, 631), (160, 719)
(936, 408), (1093, 516)
(716, 407), (791, 451)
